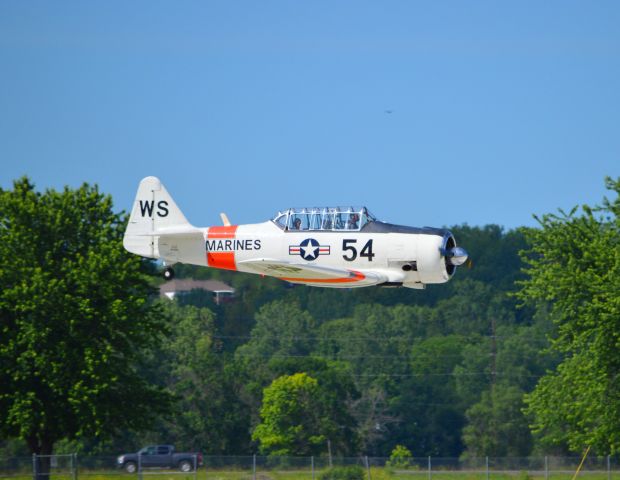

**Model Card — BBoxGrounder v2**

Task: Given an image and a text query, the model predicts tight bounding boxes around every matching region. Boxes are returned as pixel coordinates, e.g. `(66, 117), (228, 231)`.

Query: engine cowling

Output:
(416, 232), (468, 284)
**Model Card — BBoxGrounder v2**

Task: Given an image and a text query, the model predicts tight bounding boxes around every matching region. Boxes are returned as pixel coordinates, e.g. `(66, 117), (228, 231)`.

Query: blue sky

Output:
(1, 1), (618, 230)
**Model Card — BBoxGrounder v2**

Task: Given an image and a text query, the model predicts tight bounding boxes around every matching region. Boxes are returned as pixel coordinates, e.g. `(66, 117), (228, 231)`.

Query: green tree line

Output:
(1, 176), (619, 459)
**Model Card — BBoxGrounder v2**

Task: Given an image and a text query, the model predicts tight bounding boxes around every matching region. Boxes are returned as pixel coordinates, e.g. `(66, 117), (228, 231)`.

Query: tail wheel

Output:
(163, 266), (175, 281)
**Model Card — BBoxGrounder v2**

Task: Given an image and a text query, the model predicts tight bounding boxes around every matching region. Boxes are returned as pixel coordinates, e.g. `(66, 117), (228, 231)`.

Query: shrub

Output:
(386, 445), (413, 469)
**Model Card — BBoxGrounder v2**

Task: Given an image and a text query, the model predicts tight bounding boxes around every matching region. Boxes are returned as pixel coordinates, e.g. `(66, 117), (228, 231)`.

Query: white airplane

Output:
(123, 177), (468, 289)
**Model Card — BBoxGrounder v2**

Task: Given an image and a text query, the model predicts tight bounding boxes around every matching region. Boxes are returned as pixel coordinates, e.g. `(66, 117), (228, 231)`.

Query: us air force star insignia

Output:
(300, 238), (320, 260)
(289, 238), (331, 261)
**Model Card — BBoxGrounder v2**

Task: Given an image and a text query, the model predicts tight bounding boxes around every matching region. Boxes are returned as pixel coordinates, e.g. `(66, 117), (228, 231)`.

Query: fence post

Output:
(253, 454), (256, 480)
(32, 454), (37, 480)
(365, 456), (371, 480)
(545, 456), (548, 480)
(607, 455), (611, 480)
(72, 453), (78, 480)
(428, 456), (432, 480)
(486, 456), (489, 480)
(311, 456), (315, 480)
(138, 453), (142, 480)
(328, 440), (333, 468)
(193, 455), (197, 480)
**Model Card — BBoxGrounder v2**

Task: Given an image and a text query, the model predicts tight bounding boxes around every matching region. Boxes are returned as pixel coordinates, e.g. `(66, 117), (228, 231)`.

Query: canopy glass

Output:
(272, 207), (375, 232)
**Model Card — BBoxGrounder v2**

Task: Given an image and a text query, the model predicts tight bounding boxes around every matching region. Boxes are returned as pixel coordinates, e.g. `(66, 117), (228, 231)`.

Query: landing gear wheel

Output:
(163, 266), (175, 281)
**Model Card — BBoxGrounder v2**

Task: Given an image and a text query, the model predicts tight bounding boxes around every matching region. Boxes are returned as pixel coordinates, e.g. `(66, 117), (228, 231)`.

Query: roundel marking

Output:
(289, 238), (331, 261)
(300, 238), (320, 261)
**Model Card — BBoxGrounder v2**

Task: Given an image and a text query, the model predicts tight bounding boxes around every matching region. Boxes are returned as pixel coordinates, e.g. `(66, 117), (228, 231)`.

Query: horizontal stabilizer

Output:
(130, 226), (202, 237)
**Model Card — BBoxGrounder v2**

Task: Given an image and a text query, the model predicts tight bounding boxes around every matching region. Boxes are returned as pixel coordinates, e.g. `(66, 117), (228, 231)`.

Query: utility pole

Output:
(490, 317), (497, 389)
(490, 316), (497, 453)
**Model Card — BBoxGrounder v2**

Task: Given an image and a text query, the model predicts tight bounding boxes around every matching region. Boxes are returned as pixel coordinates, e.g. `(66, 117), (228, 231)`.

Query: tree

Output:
(449, 225), (528, 295)
(252, 373), (337, 455)
(155, 302), (251, 453)
(315, 303), (423, 385)
(462, 385), (532, 457)
(234, 300), (319, 422)
(393, 335), (470, 456)
(0, 178), (171, 465)
(314, 304), (423, 454)
(517, 177), (620, 453)
(236, 300), (317, 359)
(268, 357), (360, 454)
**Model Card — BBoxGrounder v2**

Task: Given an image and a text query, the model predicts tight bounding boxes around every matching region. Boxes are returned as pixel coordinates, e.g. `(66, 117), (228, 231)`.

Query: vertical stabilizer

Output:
(123, 176), (193, 258)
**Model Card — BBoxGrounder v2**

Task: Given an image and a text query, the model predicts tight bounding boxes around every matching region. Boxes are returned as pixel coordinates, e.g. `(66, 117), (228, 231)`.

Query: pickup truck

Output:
(117, 445), (203, 473)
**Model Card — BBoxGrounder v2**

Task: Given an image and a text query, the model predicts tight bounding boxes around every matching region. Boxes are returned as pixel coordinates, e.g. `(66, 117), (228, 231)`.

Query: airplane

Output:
(123, 176), (468, 289)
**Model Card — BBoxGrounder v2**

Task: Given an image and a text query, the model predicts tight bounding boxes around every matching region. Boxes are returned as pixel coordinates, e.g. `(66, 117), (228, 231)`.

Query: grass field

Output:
(3, 469), (620, 480)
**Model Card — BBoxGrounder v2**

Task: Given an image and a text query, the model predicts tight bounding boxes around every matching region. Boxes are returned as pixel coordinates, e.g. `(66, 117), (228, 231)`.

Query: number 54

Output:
(342, 239), (375, 261)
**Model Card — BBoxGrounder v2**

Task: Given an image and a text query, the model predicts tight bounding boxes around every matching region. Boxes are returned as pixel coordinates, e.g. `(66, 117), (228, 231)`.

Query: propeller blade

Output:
(446, 247), (468, 266)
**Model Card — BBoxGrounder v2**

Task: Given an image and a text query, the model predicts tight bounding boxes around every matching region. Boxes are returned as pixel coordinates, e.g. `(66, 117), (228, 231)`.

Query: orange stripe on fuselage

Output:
(280, 271), (366, 284)
(208, 226), (238, 238)
(206, 225), (238, 271)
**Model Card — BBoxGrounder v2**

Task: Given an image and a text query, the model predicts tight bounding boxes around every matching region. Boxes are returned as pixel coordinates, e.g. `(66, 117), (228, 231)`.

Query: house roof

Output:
(159, 279), (235, 294)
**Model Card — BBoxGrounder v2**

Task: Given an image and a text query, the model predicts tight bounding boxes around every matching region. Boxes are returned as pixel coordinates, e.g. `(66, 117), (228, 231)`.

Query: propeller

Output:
(439, 234), (469, 275)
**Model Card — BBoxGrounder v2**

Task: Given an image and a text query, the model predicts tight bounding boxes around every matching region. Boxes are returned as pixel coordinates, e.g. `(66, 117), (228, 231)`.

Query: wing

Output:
(237, 258), (387, 288)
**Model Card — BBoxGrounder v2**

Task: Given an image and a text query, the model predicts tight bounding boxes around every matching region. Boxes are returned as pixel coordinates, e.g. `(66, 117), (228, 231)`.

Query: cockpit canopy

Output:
(272, 207), (375, 232)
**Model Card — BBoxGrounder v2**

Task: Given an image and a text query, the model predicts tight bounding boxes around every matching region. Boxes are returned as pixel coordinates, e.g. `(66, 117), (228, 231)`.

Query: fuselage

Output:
(157, 220), (456, 288)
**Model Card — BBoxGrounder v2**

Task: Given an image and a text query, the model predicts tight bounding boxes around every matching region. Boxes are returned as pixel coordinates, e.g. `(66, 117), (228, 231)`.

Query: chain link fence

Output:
(1, 455), (619, 480)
